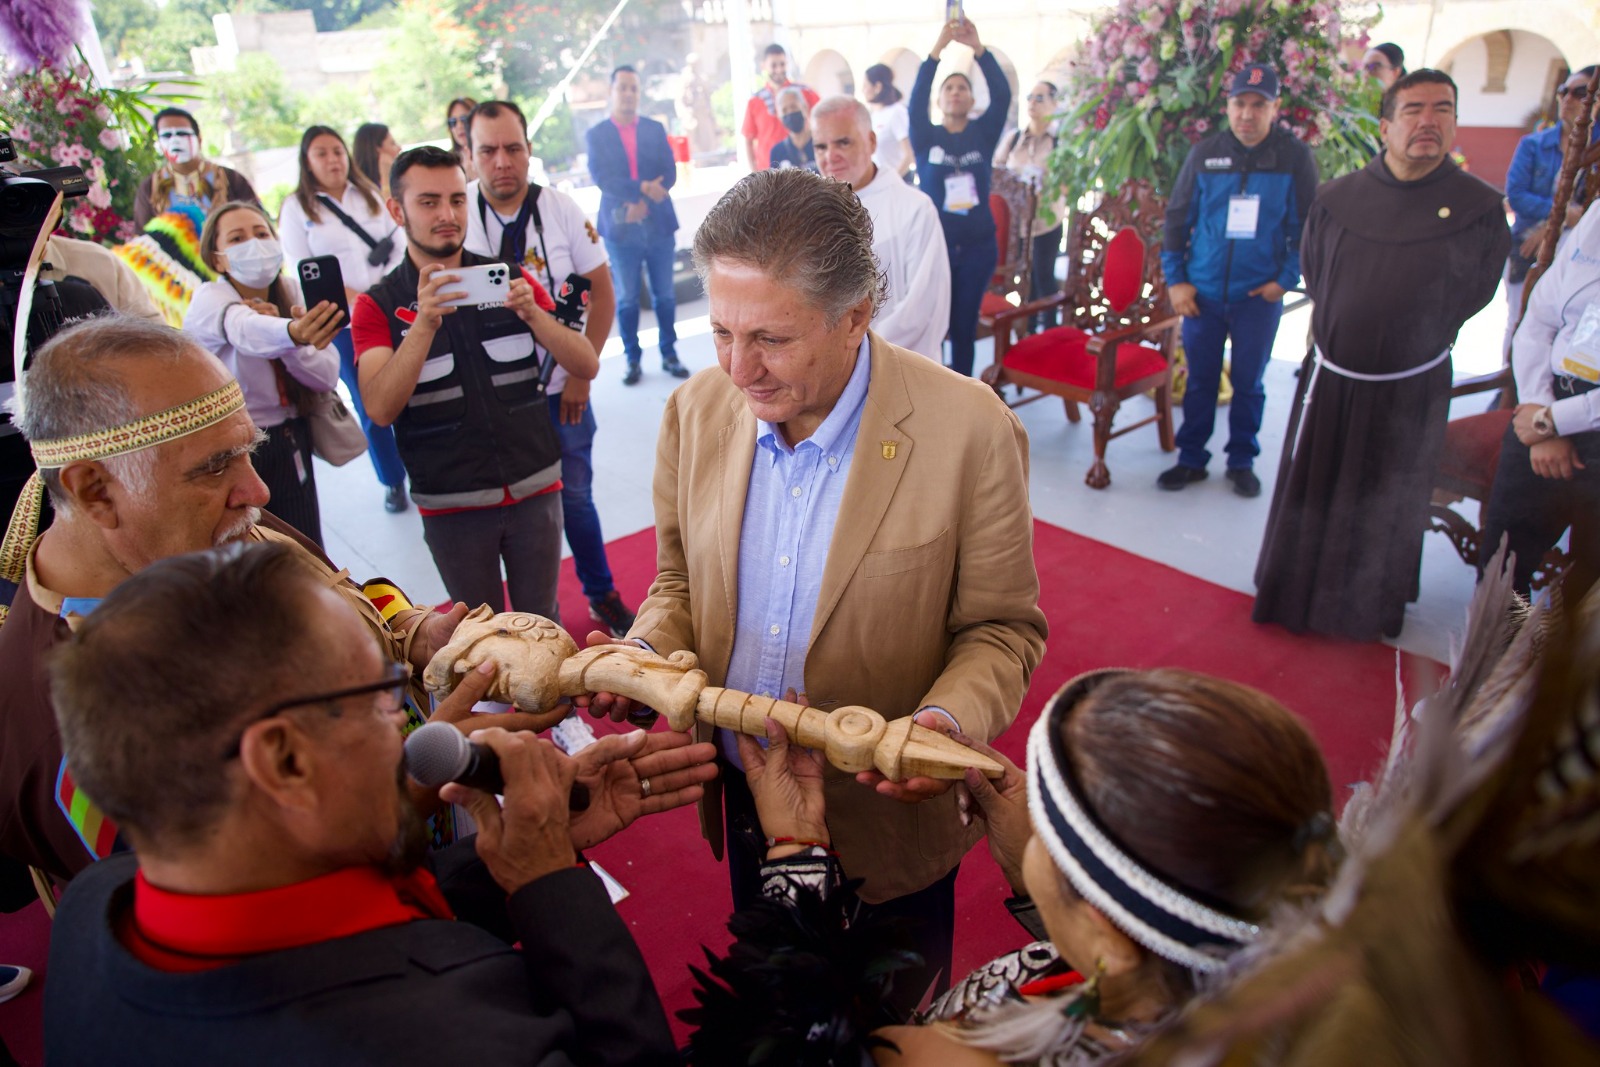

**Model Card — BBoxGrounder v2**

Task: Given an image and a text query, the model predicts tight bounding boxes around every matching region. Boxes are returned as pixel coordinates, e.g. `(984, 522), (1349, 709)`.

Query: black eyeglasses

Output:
(446, 116), (470, 128)
(1557, 85), (1590, 99)
(223, 662), (411, 759)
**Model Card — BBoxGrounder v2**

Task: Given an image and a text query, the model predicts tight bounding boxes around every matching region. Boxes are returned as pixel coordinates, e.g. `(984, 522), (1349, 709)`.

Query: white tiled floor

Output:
(315, 283), (1520, 667)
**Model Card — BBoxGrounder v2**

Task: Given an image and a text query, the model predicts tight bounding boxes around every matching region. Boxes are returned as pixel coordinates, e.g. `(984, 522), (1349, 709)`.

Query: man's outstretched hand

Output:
(572, 630), (660, 725)
(568, 728), (718, 850)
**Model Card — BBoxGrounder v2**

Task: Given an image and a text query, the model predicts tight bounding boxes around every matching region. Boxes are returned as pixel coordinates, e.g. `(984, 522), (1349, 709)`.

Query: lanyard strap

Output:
(316, 193), (380, 250)
(477, 186), (558, 296)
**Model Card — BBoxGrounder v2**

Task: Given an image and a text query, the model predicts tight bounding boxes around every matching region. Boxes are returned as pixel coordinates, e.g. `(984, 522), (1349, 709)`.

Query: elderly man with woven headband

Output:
(0, 317), (566, 884)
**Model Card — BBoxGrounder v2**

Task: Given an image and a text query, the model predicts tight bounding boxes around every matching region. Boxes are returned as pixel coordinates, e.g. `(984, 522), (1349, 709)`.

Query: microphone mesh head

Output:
(404, 722), (470, 787)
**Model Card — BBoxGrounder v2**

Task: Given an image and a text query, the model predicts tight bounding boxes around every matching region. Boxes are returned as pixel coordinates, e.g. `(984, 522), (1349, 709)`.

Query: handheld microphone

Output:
(405, 722), (589, 811)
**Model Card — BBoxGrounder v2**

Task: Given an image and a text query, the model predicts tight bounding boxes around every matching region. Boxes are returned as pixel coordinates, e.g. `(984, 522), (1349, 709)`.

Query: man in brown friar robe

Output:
(1254, 70), (1510, 640)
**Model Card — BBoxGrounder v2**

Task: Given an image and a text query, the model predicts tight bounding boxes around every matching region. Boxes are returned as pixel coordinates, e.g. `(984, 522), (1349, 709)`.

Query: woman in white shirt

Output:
(278, 124), (411, 513)
(186, 200), (343, 546)
(995, 81), (1067, 332)
(864, 64), (913, 181)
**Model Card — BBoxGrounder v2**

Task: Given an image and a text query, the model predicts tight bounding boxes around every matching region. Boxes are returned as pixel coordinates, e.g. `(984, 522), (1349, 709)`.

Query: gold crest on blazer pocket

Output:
(863, 527), (952, 579)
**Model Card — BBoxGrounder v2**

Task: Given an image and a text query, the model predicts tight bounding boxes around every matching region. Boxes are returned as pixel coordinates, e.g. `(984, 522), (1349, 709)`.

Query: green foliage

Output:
(299, 82), (371, 142)
(370, 0), (492, 144)
(0, 60), (192, 242)
(193, 53), (305, 152)
(528, 101), (578, 169)
(711, 81), (734, 143)
(259, 181), (297, 219)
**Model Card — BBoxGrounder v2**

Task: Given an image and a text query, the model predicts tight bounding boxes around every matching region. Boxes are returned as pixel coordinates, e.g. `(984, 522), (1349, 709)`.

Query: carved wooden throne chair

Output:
(980, 184), (1179, 489)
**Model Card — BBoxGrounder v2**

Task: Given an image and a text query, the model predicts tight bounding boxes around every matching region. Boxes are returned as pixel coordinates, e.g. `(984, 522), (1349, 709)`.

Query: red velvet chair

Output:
(976, 167), (1037, 344)
(1432, 368), (1571, 591)
(981, 185), (1177, 488)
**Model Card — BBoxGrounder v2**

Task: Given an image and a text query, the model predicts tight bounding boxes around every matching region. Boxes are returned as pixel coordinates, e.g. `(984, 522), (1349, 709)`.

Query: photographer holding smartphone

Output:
(353, 146), (598, 621)
(279, 125), (411, 513)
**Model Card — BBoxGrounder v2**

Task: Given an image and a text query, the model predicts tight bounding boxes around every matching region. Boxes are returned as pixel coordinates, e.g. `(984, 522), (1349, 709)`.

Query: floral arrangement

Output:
(0, 0), (178, 244)
(1049, 0), (1381, 203)
(0, 65), (157, 243)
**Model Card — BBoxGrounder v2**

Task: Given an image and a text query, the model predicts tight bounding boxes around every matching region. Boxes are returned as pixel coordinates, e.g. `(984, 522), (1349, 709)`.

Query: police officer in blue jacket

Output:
(1159, 65), (1318, 497)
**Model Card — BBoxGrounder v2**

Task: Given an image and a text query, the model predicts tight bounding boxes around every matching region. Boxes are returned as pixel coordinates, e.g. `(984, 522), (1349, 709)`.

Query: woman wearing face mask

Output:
(186, 201), (345, 547)
(910, 17), (1012, 377)
(352, 122), (402, 199)
(278, 124), (410, 514)
(768, 87), (818, 171)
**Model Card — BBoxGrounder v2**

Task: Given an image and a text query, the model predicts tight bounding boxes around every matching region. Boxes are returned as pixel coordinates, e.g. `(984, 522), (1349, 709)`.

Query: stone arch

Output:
(804, 48), (854, 99)
(979, 46), (1022, 127)
(1436, 29), (1570, 128)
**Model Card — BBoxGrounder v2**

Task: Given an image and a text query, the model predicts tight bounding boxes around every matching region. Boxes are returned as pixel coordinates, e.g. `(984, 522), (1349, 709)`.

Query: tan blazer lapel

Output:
(811, 335), (914, 644)
(707, 391), (756, 680)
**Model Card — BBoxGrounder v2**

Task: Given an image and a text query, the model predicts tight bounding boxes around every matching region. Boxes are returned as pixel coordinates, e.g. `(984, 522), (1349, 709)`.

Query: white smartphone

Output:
(438, 263), (512, 307)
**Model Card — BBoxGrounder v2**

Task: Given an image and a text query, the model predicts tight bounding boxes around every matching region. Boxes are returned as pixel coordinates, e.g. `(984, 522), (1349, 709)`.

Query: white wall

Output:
(1442, 28), (1567, 128)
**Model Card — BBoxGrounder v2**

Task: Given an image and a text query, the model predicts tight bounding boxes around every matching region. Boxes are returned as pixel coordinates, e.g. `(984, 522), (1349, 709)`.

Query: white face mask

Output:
(223, 237), (283, 289)
(157, 128), (198, 165)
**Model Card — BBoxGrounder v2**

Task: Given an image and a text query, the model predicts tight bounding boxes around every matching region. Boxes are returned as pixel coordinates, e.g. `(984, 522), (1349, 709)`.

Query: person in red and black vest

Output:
(354, 146), (599, 619)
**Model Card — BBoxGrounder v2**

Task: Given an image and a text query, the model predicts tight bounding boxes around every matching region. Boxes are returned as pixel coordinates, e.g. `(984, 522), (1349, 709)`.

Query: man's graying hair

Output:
(692, 168), (887, 324)
(15, 317), (199, 504)
(812, 95), (871, 131)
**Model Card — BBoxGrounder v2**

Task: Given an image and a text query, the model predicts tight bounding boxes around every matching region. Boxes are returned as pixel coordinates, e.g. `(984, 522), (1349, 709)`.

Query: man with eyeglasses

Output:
(133, 107), (259, 230)
(0, 317), (584, 886)
(43, 541), (704, 1064)
(1502, 65), (1598, 355)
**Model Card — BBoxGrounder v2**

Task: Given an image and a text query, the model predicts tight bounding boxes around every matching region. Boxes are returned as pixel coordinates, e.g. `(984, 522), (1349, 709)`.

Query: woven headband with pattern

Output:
(1026, 674), (1260, 973)
(28, 380), (245, 469)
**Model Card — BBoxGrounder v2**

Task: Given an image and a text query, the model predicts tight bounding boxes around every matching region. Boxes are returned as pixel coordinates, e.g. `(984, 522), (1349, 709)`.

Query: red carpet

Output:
(0, 520), (1438, 1061)
(563, 520), (1439, 1044)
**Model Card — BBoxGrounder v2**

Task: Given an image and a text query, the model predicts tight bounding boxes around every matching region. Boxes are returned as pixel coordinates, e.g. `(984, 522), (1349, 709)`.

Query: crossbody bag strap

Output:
(316, 193), (379, 251)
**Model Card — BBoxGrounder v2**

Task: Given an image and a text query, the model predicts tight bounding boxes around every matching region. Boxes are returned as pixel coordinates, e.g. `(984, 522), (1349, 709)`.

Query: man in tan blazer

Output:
(592, 168), (1045, 1007)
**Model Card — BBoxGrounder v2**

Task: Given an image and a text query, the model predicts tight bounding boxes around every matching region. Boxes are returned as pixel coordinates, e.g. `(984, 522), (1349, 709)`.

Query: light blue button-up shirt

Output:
(721, 339), (872, 766)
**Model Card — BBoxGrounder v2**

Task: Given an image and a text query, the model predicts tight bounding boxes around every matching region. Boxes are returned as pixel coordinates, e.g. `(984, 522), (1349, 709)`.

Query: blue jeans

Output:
(333, 329), (406, 489)
(605, 234), (677, 366)
(1176, 293), (1283, 470)
(548, 393), (616, 601)
(946, 234), (998, 377)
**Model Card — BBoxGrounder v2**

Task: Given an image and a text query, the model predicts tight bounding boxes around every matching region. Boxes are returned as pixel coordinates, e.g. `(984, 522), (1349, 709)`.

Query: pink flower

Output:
(98, 127), (120, 150)
(1195, 117), (1210, 132)
(1138, 56), (1160, 83)
(86, 183), (112, 209)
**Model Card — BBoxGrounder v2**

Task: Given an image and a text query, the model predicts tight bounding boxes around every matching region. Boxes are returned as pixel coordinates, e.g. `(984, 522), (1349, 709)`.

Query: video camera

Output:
(1, 132), (92, 534)
(2, 132), (92, 360)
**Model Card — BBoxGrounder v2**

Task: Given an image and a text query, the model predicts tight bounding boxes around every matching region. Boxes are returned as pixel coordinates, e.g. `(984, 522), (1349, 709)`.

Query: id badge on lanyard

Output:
(944, 171), (979, 215)
(1226, 195), (1260, 240)
(1565, 301), (1600, 383)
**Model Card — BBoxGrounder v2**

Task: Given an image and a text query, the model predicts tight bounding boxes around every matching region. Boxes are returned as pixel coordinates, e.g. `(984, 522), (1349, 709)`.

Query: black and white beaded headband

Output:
(1026, 671), (1260, 974)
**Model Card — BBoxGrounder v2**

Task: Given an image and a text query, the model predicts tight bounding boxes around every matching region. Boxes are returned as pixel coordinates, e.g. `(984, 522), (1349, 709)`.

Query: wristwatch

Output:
(1532, 405), (1557, 439)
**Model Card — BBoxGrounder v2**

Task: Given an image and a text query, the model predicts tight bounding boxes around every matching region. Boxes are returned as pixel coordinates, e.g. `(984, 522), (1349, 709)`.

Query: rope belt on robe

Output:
(1289, 344), (1453, 462)
(0, 381), (247, 597)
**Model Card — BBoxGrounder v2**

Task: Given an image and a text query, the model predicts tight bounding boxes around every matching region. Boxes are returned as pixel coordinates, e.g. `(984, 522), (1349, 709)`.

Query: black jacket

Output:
(45, 844), (675, 1066)
(365, 250), (561, 509)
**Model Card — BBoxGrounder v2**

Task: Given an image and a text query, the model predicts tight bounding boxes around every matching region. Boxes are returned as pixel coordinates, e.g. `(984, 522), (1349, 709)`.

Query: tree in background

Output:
(370, 0), (491, 143)
(193, 53), (305, 152)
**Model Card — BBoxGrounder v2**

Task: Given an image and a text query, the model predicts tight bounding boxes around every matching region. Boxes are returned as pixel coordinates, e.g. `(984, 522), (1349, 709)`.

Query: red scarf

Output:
(118, 866), (455, 973)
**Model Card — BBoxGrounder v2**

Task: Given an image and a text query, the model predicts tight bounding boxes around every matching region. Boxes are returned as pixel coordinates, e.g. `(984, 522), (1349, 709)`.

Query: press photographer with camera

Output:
(354, 146), (598, 621)
(278, 125), (411, 513)
(464, 99), (638, 640)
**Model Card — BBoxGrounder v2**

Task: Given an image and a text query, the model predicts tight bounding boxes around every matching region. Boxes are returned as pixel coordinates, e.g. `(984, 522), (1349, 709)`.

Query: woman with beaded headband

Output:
(689, 669), (1338, 1065)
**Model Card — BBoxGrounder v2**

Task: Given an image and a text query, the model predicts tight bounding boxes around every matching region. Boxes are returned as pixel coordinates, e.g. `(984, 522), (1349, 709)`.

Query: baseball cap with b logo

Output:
(1228, 64), (1281, 100)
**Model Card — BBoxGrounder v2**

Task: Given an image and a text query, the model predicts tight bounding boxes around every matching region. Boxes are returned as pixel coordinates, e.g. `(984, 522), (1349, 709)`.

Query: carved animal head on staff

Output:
(422, 605), (578, 711)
